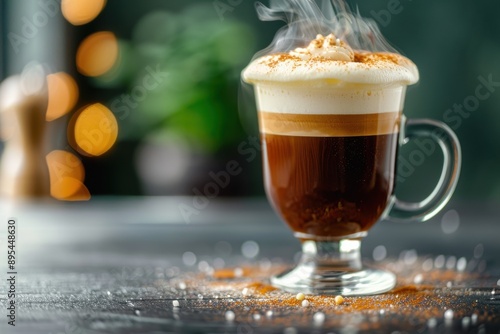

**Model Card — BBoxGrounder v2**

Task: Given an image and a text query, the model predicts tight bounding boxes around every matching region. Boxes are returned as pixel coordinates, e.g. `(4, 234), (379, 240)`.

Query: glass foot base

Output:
(271, 265), (396, 296)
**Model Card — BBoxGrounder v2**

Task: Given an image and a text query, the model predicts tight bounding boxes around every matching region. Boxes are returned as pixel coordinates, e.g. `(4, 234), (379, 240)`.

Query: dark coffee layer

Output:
(259, 111), (401, 137)
(262, 132), (398, 238)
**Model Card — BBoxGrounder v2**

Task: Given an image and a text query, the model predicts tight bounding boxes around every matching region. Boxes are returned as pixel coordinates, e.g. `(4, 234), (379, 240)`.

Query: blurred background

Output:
(0, 0), (499, 202)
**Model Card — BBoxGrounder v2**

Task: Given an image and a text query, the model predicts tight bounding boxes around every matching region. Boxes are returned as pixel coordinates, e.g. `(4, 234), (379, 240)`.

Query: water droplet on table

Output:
(445, 256), (457, 269)
(434, 255), (445, 269)
(313, 312), (325, 326)
(182, 251), (197, 266)
(242, 240), (260, 259)
(457, 257), (467, 272)
(422, 258), (433, 272)
(373, 245), (387, 262)
(441, 209), (460, 234)
(462, 316), (470, 329)
(474, 244), (484, 258)
(444, 309), (454, 326)
(225, 310), (235, 322)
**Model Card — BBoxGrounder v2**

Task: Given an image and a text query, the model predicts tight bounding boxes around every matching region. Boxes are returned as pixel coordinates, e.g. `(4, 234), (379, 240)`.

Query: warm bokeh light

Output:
(61, 0), (107, 26)
(46, 72), (79, 122)
(51, 177), (91, 201)
(76, 32), (118, 77)
(46, 150), (90, 201)
(73, 103), (118, 157)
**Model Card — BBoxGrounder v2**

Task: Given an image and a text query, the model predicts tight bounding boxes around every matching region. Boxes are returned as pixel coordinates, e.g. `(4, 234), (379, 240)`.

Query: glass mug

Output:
(253, 82), (461, 295)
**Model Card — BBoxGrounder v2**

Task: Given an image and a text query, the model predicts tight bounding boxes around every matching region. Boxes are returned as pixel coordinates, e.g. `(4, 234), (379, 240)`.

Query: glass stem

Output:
(300, 239), (362, 272)
(271, 234), (395, 294)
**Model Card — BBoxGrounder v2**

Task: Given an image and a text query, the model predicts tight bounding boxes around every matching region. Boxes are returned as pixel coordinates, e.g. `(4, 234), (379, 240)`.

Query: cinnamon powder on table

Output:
(155, 256), (497, 329)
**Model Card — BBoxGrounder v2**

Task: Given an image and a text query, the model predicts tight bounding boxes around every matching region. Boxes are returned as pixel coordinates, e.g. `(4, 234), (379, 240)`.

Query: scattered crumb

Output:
(335, 295), (345, 305)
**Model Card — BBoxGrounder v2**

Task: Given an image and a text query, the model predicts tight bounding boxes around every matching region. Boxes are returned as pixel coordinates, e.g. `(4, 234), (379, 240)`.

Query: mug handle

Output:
(388, 116), (462, 222)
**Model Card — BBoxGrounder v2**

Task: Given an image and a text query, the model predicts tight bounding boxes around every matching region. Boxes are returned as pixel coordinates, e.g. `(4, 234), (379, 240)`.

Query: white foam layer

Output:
(243, 53), (419, 86)
(255, 83), (406, 115)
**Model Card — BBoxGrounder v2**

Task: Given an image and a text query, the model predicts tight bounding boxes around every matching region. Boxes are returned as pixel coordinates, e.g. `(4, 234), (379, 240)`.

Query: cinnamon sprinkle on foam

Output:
(243, 35), (419, 85)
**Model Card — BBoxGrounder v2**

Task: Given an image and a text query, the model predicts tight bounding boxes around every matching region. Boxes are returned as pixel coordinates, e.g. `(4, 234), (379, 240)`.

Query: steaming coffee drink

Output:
(243, 28), (460, 295)
(244, 34), (416, 239)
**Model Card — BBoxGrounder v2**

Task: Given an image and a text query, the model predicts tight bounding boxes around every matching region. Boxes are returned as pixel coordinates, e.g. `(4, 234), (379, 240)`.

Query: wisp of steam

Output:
(253, 0), (398, 59)
(239, 0), (398, 134)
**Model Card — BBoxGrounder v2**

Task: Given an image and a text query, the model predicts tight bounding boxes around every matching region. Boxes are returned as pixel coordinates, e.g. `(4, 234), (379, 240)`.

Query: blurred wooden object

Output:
(0, 63), (50, 199)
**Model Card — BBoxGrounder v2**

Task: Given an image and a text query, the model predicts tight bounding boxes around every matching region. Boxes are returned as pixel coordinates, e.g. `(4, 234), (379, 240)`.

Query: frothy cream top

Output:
(243, 34), (419, 86)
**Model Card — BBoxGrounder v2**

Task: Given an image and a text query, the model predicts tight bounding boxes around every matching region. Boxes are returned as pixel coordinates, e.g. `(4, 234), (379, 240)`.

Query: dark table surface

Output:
(0, 197), (499, 334)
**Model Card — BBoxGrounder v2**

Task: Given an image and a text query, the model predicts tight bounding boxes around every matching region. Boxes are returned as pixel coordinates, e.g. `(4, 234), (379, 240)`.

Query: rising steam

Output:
(253, 0), (397, 59)
(239, 0), (400, 135)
